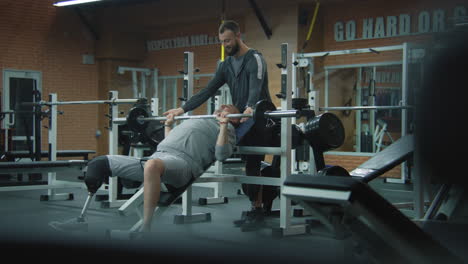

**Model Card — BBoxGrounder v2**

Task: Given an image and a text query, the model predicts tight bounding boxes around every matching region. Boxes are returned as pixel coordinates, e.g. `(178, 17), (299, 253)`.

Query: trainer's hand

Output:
(165, 113), (175, 127)
(241, 107), (253, 123)
(163, 107), (184, 117)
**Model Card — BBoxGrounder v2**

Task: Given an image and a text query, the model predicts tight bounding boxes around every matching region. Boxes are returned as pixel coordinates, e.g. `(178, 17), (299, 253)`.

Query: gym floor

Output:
(0, 163), (467, 263)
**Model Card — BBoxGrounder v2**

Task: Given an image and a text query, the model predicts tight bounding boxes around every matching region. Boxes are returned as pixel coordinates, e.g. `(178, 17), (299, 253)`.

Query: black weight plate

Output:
(304, 112), (345, 151)
(253, 100), (276, 128)
(127, 107), (149, 133)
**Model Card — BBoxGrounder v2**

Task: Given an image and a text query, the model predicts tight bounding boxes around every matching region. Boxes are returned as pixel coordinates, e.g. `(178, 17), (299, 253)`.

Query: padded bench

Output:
(282, 174), (462, 263)
(158, 177), (197, 207)
(349, 134), (413, 182)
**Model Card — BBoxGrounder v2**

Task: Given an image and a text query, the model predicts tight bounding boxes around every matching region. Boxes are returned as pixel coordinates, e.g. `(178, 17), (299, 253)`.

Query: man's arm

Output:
(246, 53), (267, 108)
(240, 53), (266, 123)
(214, 111), (235, 161)
(216, 121), (229, 146)
(164, 113), (175, 137)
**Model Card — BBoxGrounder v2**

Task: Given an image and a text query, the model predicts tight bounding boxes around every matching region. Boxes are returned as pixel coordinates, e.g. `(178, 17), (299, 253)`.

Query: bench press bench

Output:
(282, 175), (461, 263)
(348, 134), (413, 182)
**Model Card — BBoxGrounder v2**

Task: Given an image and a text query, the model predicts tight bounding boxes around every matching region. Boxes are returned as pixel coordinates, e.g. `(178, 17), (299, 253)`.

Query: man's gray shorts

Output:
(106, 152), (193, 188)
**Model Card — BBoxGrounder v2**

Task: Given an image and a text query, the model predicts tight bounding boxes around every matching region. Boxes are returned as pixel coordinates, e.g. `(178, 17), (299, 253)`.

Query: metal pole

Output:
(136, 110), (301, 122)
(184, 51), (194, 114)
(153, 68), (159, 99)
(139, 113), (248, 121)
(132, 71), (138, 98)
(402, 42), (408, 137)
(308, 57), (317, 174)
(356, 68), (362, 152)
(325, 69), (329, 110)
(280, 43), (293, 231)
(297, 44), (404, 58)
(33, 89), (42, 161)
(319, 105), (412, 111)
(162, 80), (167, 113)
(291, 52), (298, 174)
(182, 51), (194, 218)
(402, 42), (410, 187)
(25, 99), (139, 106)
(140, 72), (147, 98)
(108, 91), (119, 205)
(371, 66), (376, 153)
(173, 79), (177, 109)
(404, 42), (423, 219)
(47, 93), (58, 199)
(266, 110), (300, 118)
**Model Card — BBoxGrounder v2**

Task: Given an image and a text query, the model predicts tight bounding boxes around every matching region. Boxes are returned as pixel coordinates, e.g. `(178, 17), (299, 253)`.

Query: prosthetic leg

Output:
(49, 156), (111, 232)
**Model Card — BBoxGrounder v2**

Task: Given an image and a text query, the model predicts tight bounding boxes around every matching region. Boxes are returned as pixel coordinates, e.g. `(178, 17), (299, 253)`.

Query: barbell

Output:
(126, 100), (346, 154)
(126, 100), (306, 133)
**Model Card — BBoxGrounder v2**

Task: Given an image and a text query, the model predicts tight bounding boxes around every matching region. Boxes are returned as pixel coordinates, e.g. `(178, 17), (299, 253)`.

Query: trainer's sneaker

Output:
(49, 217), (88, 232)
(240, 207), (265, 232)
(233, 210), (251, 227)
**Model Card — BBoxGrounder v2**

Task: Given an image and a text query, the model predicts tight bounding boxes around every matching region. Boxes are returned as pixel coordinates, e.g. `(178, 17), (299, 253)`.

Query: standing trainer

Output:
(163, 20), (272, 229)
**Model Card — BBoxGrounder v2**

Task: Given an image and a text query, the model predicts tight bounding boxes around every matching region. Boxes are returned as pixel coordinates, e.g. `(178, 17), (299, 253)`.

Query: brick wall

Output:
(301, 0), (466, 177)
(325, 154), (402, 178)
(142, 19), (232, 117)
(0, 0), (99, 157)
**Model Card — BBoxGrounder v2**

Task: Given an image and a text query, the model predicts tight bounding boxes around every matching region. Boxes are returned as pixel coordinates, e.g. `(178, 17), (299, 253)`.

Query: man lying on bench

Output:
(50, 104), (238, 233)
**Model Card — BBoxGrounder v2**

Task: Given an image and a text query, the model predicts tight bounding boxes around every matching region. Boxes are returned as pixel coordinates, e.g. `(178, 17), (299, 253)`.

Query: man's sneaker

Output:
(240, 207), (265, 232)
(49, 217), (88, 232)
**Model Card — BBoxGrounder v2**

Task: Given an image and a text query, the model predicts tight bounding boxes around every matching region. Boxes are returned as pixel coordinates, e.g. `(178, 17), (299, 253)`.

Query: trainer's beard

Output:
(226, 41), (240, 56)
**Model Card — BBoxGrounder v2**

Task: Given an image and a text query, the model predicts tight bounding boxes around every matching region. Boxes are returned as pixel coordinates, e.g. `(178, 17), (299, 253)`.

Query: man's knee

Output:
(144, 159), (165, 176)
(84, 156), (111, 193)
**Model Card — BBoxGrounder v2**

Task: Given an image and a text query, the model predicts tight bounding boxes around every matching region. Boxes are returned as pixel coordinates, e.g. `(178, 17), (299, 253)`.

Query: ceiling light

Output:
(53, 0), (103, 7)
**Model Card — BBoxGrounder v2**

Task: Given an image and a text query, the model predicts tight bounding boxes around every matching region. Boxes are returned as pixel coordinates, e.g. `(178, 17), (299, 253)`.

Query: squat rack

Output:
(293, 42), (429, 218)
(0, 93), (143, 206)
(294, 43), (411, 182)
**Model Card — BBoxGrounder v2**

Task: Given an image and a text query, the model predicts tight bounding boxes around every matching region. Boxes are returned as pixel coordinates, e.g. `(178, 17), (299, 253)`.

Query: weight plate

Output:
(127, 107), (149, 133)
(304, 112), (345, 151)
(253, 100), (276, 128)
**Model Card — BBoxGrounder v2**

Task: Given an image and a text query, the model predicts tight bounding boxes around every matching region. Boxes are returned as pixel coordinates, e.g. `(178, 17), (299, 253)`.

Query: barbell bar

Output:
(23, 98), (140, 106)
(136, 110), (300, 123)
(319, 105), (412, 111)
(126, 100), (304, 132)
(131, 105), (411, 124)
